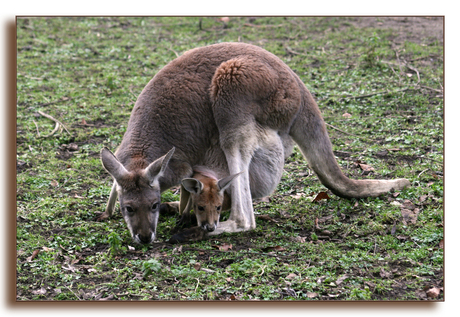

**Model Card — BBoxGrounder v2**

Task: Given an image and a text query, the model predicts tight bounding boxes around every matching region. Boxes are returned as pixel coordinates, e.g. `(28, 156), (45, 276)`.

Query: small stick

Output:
(32, 120), (40, 137)
(285, 46), (308, 57)
(43, 122), (60, 137)
(404, 63), (421, 84)
(324, 122), (371, 143)
(168, 47), (180, 58)
(38, 110), (70, 135)
(421, 85), (443, 93)
(194, 278), (200, 292)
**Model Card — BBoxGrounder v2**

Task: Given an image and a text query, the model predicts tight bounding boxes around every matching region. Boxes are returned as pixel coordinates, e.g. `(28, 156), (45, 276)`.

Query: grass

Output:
(16, 16), (443, 301)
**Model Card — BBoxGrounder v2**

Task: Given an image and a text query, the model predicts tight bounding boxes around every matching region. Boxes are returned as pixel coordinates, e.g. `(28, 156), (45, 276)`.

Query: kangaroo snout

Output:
(202, 222), (217, 232)
(134, 233), (155, 244)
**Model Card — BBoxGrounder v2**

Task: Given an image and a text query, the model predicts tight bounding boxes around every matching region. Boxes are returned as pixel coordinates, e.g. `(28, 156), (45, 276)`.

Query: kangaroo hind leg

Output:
(209, 57), (271, 234)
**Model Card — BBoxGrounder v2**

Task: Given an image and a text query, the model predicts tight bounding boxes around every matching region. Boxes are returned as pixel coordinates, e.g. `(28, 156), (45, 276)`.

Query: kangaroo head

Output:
(100, 147), (175, 244)
(181, 172), (242, 232)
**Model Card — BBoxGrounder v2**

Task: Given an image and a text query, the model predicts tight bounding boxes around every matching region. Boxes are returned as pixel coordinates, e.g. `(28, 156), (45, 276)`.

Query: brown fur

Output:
(100, 42), (410, 244)
(178, 167), (240, 233)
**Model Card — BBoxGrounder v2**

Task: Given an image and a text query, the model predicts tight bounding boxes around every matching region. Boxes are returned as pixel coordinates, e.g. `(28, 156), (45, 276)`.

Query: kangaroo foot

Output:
(207, 220), (250, 236)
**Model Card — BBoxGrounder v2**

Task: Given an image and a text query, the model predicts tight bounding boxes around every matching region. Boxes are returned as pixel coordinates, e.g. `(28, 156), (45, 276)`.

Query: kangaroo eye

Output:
(197, 206), (205, 211)
(152, 203), (159, 210)
(126, 206), (135, 214)
(216, 206), (222, 211)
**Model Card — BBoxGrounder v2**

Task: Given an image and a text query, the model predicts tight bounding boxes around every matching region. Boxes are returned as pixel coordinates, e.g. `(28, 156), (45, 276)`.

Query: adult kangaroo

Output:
(100, 42), (410, 244)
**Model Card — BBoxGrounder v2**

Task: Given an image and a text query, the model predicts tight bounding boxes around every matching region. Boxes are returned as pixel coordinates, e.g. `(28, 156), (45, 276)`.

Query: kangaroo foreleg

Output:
(97, 181), (118, 221)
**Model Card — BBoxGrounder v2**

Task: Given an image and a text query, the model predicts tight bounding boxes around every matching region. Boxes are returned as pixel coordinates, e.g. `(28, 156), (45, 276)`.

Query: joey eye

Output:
(197, 206), (205, 212)
(126, 206), (134, 214)
(152, 203), (159, 211)
(216, 206), (222, 211)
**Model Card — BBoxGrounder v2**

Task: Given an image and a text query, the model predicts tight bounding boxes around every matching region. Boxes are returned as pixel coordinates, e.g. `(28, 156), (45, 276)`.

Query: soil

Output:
(347, 16), (443, 44)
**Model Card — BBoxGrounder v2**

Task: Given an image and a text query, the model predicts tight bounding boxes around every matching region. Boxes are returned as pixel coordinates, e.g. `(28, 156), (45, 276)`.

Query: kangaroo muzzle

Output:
(201, 222), (217, 232)
(134, 232), (155, 244)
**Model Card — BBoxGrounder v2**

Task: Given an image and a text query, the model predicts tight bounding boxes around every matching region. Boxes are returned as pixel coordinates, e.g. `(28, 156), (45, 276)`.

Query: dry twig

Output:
(324, 123), (371, 143)
(38, 110), (70, 136)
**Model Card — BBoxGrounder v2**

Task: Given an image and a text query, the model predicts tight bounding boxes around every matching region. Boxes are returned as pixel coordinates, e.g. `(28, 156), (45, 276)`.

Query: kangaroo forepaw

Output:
(94, 212), (110, 222)
(168, 226), (207, 244)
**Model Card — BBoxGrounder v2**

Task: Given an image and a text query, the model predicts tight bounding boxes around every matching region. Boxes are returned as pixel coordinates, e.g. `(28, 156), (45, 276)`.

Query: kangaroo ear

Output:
(217, 171), (243, 193)
(144, 147), (175, 184)
(101, 147), (129, 182)
(181, 178), (203, 195)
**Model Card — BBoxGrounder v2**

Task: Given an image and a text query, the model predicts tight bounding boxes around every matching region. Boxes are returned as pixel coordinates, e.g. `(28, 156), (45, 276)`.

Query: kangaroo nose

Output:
(137, 234), (152, 244)
(205, 223), (215, 232)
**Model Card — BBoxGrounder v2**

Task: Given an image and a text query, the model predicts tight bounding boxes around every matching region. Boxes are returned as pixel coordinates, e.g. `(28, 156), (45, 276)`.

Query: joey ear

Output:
(144, 147), (175, 183)
(101, 147), (129, 181)
(217, 171), (243, 193)
(181, 178), (203, 195)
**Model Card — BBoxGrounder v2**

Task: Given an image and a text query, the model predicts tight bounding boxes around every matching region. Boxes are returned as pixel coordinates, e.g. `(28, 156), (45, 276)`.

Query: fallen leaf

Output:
(230, 294), (237, 300)
(306, 292), (318, 298)
(439, 239), (444, 249)
(426, 287), (441, 298)
(286, 273), (297, 280)
(315, 217), (320, 229)
(213, 243), (232, 251)
(416, 289), (428, 299)
(194, 262), (201, 271)
(27, 249), (40, 262)
(342, 112), (352, 118)
(290, 192), (305, 199)
(42, 246), (54, 252)
(401, 208), (420, 225)
(220, 17), (230, 23)
(172, 245), (183, 254)
(50, 180), (59, 187)
(81, 118), (87, 125)
(380, 268), (391, 279)
(32, 287), (47, 295)
(401, 199), (416, 210)
(358, 163), (375, 174)
(391, 223), (397, 235)
(419, 195), (428, 203)
(292, 236), (307, 243)
(312, 192), (330, 202)
(336, 275), (349, 285)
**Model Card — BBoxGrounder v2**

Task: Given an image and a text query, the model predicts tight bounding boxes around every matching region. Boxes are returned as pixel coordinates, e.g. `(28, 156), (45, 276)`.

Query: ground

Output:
(16, 16), (443, 301)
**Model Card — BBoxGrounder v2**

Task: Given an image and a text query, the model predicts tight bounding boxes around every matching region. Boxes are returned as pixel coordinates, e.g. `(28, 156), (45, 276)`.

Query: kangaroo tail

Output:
(289, 90), (410, 199)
